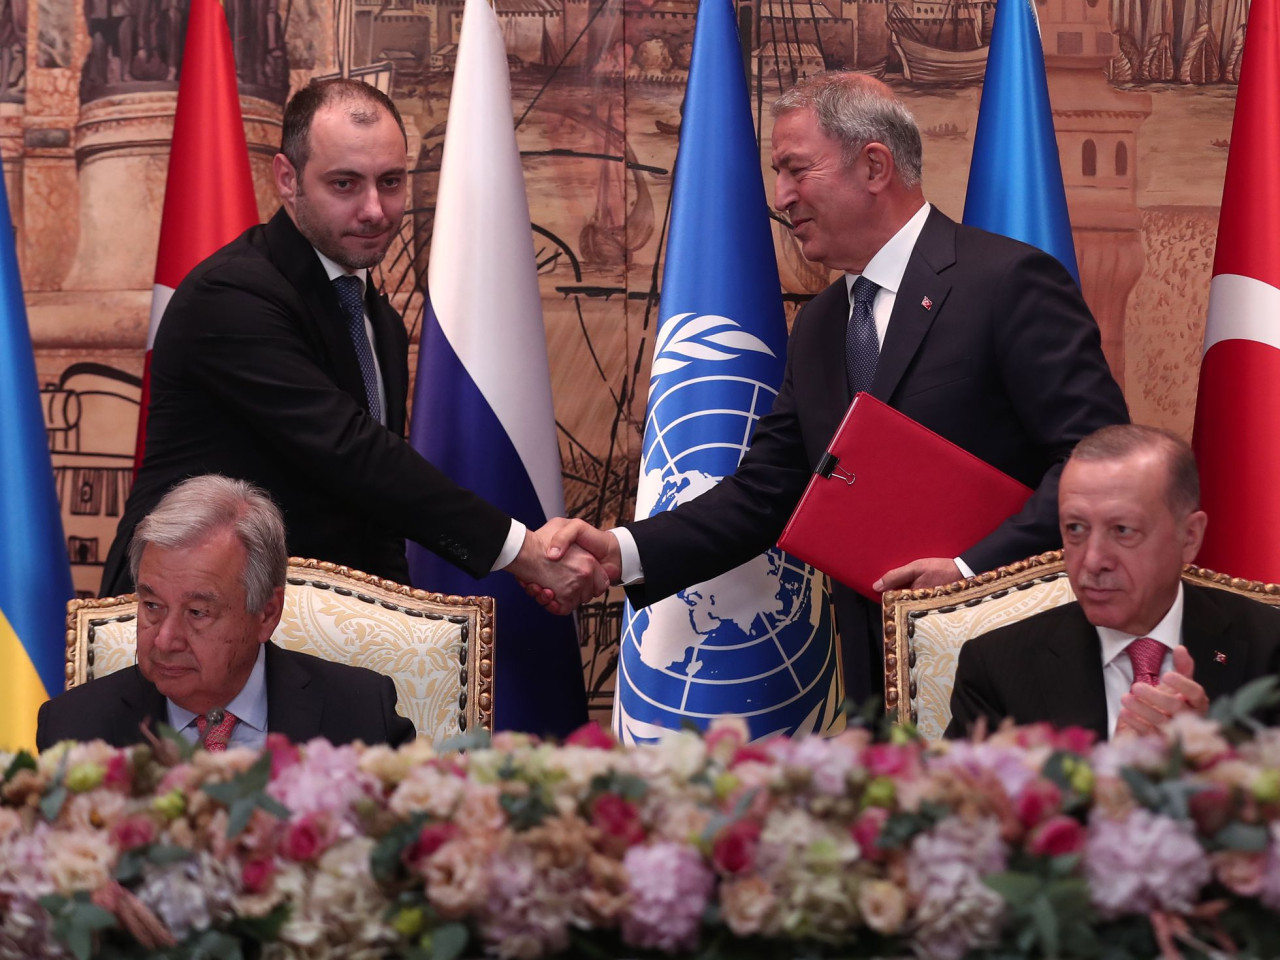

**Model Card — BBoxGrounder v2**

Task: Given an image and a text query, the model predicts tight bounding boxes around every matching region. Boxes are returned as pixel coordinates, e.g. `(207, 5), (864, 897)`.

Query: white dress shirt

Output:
(1096, 584), (1184, 739)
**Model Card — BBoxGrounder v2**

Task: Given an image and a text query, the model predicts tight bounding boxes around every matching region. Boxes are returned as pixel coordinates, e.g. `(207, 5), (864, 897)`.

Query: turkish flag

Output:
(134, 0), (260, 473)
(1192, 0), (1280, 582)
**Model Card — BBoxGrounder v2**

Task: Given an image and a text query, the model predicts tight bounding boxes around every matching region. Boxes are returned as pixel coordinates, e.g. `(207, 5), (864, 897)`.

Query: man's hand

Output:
(518, 518), (622, 613)
(1114, 646), (1209, 737)
(505, 525), (609, 615)
(874, 557), (962, 593)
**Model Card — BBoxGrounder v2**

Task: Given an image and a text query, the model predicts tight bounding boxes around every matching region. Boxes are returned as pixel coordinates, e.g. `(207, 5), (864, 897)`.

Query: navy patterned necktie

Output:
(846, 275), (881, 398)
(333, 274), (382, 423)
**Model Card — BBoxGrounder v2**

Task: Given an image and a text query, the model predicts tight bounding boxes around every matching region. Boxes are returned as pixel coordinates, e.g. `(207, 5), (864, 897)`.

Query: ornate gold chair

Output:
(882, 550), (1280, 741)
(64, 559), (495, 742)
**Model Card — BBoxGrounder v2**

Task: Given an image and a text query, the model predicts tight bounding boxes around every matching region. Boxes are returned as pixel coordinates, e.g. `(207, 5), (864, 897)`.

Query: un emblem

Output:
(615, 314), (843, 744)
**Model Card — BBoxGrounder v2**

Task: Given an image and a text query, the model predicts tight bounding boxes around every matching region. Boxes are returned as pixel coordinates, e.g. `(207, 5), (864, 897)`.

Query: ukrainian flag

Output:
(0, 170), (74, 752)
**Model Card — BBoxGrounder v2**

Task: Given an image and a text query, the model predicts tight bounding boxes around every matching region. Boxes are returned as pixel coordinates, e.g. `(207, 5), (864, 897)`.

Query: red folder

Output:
(776, 393), (1034, 600)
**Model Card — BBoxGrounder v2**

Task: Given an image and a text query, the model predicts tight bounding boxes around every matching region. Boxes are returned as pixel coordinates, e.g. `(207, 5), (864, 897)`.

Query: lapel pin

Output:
(921, 296), (933, 311)
(1214, 650), (1227, 664)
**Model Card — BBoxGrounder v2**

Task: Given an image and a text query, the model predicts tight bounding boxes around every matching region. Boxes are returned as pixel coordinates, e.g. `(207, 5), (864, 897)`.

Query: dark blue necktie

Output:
(846, 275), (880, 397)
(333, 275), (382, 423)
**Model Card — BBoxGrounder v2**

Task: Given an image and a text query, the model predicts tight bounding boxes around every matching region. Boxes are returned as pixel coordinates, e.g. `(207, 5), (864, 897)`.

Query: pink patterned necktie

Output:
(195, 710), (238, 752)
(1126, 637), (1167, 690)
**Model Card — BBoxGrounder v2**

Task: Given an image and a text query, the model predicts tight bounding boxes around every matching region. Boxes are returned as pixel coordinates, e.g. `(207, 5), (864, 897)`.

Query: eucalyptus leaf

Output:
(3, 749), (36, 780)
(430, 922), (470, 960)
(984, 871), (1042, 906)
(435, 728), (492, 754)
(1029, 893), (1060, 957)
(1214, 821), (1270, 852)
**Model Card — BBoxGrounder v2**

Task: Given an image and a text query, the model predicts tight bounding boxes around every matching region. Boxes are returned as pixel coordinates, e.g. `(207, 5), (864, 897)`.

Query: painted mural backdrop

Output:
(12, 0), (1245, 721)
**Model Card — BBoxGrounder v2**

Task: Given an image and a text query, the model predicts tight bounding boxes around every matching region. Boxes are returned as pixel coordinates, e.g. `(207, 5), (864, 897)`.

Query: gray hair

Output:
(1070, 424), (1200, 517)
(128, 475), (288, 613)
(772, 72), (923, 189)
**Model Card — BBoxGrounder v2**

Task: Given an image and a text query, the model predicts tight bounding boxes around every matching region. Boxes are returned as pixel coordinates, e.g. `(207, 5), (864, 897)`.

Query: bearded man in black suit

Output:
(99, 78), (602, 735)
(39, 475), (417, 751)
(947, 425), (1280, 741)
(533, 71), (1129, 703)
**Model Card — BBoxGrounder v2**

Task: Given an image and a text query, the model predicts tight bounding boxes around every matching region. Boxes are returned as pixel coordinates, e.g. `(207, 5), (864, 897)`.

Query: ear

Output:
(1181, 509), (1208, 564)
(273, 153), (298, 209)
(863, 142), (896, 193)
(256, 585), (286, 644)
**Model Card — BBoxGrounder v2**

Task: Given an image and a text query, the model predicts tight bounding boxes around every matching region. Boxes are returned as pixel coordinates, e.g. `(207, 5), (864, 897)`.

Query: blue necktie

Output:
(333, 275), (382, 423)
(846, 275), (880, 398)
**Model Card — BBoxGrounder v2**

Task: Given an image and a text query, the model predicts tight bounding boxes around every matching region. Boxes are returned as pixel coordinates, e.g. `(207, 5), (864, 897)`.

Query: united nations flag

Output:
(614, 0), (842, 744)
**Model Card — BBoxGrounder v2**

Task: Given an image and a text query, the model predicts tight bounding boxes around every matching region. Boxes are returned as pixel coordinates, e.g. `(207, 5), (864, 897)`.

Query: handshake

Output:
(506, 519), (623, 615)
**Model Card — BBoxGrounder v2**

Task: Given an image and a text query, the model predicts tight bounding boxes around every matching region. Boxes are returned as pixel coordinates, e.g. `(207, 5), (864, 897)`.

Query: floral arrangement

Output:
(4, 689), (1280, 960)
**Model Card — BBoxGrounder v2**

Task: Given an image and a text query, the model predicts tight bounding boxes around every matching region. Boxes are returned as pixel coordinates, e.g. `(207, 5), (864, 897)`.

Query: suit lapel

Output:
(264, 644), (324, 742)
(1040, 605), (1110, 739)
(263, 209), (370, 407)
(872, 208), (955, 403)
(1180, 584), (1249, 702)
(368, 289), (408, 435)
(115, 667), (169, 742)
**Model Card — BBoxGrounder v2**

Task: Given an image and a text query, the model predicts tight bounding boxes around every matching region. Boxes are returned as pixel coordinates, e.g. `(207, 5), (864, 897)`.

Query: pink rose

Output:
(592, 794), (646, 851)
(1189, 784), (1237, 837)
(566, 722), (616, 750)
(1212, 850), (1266, 897)
(1053, 726), (1099, 755)
(103, 752), (131, 790)
(1028, 815), (1085, 857)
(712, 819), (761, 875)
(280, 813), (330, 862)
(264, 734), (301, 777)
(863, 744), (913, 778)
(851, 807), (890, 862)
(404, 821), (461, 872)
(241, 856), (275, 894)
(1016, 779), (1063, 830)
(730, 744), (774, 768)
(110, 814), (155, 851)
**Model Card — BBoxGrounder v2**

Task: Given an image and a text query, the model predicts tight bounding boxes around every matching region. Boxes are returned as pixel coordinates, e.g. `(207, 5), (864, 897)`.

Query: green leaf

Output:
(40, 892), (117, 960)
(430, 921), (470, 960)
(40, 783), (68, 821)
(1118, 768), (1165, 813)
(186, 928), (245, 960)
(984, 871), (1042, 907)
(3, 749), (36, 781)
(1208, 675), (1280, 725)
(114, 848), (145, 883)
(1029, 893), (1060, 958)
(372, 813), (429, 882)
(1214, 821), (1270, 852)
(229, 902), (291, 943)
(154, 722), (198, 761)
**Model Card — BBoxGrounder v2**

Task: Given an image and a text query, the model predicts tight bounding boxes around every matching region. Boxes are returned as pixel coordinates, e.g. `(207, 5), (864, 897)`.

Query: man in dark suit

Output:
(100, 78), (601, 608)
(39, 475), (416, 751)
(535, 72), (1128, 702)
(947, 425), (1280, 741)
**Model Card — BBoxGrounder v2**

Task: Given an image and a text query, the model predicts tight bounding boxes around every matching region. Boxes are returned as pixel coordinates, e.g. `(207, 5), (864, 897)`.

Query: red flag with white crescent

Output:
(1192, 0), (1280, 581)
(134, 0), (260, 473)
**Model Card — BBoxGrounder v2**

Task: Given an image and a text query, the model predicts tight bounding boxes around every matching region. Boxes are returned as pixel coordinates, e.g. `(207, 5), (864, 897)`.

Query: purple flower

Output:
(1084, 809), (1211, 916)
(933, 742), (1038, 798)
(621, 842), (715, 953)
(267, 739), (379, 823)
(906, 818), (1007, 960)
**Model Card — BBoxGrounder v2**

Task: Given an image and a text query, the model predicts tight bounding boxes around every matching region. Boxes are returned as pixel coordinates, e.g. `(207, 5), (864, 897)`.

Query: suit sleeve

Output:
(379, 674), (418, 747)
(162, 262), (512, 577)
(959, 249), (1128, 574)
(624, 331), (815, 607)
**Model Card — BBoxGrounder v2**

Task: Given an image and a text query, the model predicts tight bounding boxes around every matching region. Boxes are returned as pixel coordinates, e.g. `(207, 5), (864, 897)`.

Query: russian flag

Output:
(134, 0), (259, 473)
(1192, 0), (1280, 582)
(407, 0), (587, 738)
(963, 0), (1080, 283)
(0, 168), (74, 752)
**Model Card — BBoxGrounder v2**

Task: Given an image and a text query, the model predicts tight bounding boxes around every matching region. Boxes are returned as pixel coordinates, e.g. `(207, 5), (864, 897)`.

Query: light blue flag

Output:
(963, 0), (1080, 284)
(408, 0), (587, 739)
(0, 172), (75, 752)
(615, 0), (842, 745)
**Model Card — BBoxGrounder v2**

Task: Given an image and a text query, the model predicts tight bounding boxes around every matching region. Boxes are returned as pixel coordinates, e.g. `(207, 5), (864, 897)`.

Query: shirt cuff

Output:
(612, 526), (644, 584)
(492, 520), (527, 572)
(954, 556), (975, 579)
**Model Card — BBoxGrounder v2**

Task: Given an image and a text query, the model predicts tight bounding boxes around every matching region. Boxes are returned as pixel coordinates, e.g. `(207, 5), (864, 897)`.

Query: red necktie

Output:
(195, 710), (238, 751)
(1125, 637), (1166, 690)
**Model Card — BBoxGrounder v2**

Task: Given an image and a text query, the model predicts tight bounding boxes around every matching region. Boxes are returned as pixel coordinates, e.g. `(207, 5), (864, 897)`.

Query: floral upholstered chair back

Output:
(881, 550), (1280, 741)
(64, 559), (494, 742)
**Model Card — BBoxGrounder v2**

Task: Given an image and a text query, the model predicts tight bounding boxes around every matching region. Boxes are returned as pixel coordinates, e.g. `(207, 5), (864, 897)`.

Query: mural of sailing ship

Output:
(888, 0), (993, 85)
(1111, 0), (1249, 82)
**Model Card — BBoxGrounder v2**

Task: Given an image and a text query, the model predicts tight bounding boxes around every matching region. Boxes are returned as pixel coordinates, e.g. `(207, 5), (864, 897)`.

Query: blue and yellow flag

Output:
(0, 172), (74, 752)
(963, 0), (1080, 283)
(614, 0), (841, 744)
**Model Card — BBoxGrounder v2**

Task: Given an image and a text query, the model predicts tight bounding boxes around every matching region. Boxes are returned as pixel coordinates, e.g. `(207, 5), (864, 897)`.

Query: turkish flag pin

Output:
(1214, 650), (1227, 664)
(921, 296), (933, 310)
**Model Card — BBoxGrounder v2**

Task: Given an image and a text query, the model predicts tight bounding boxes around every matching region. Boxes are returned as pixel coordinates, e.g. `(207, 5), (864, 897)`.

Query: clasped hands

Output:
(1114, 645), (1210, 737)
(507, 519), (620, 615)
